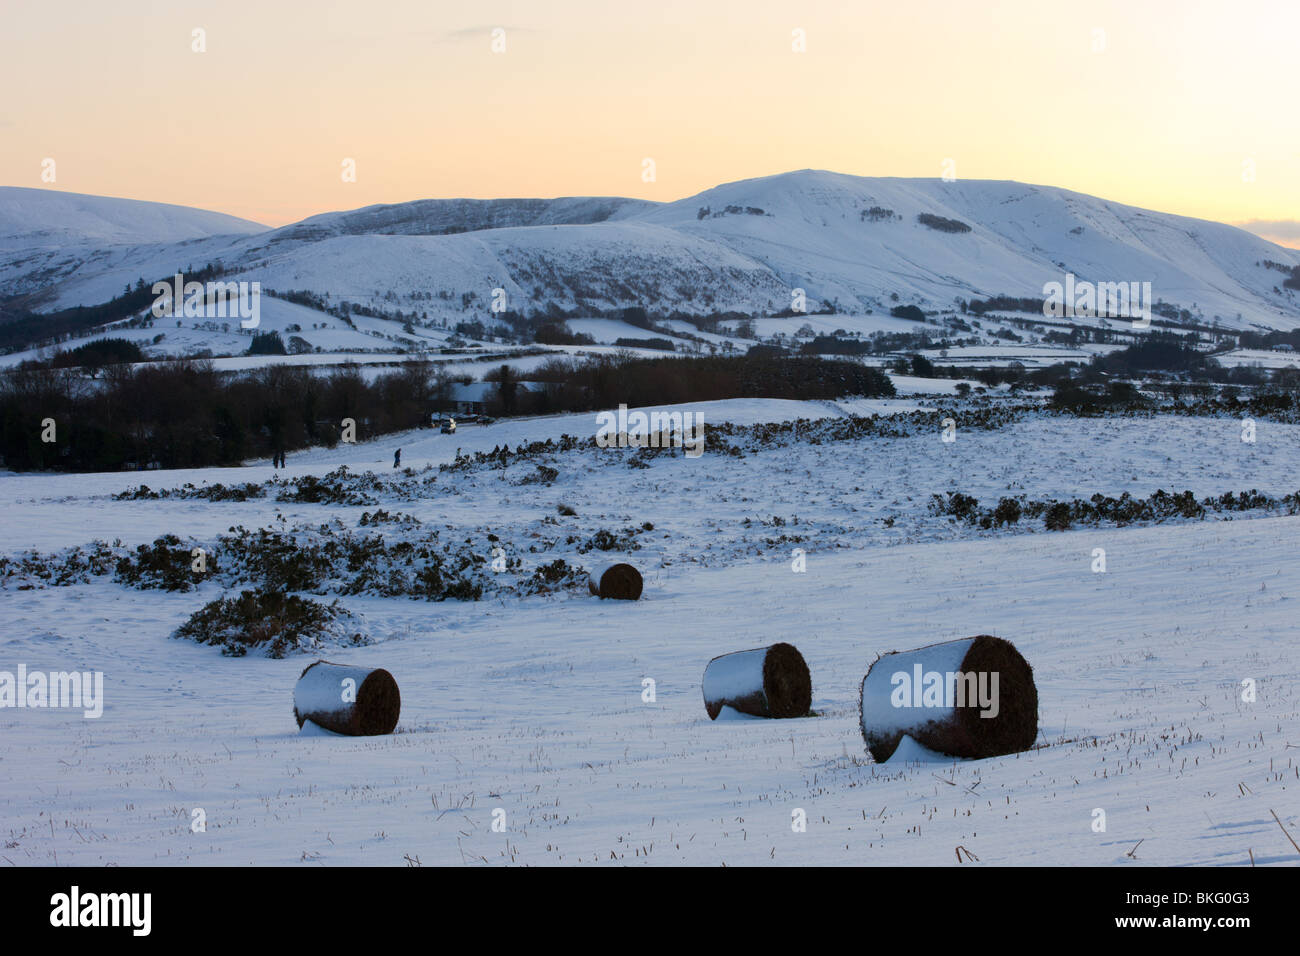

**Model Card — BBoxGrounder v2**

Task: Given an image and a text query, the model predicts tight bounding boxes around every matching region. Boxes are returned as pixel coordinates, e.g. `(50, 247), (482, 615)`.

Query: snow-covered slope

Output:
(5, 171), (1298, 332)
(638, 171), (1300, 329)
(2, 402), (1298, 865)
(0, 187), (265, 252)
(275, 195), (654, 240)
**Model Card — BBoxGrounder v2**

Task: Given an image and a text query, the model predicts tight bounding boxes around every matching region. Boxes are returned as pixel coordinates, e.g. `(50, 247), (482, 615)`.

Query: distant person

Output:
(393, 448), (401, 469)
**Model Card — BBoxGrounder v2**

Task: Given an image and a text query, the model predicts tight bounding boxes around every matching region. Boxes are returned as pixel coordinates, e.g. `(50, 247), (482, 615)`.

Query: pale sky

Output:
(2, 0), (1296, 245)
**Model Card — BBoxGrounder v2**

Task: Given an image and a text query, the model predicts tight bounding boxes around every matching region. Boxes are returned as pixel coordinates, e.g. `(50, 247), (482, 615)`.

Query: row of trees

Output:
(0, 353), (896, 472)
(0, 360), (442, 472)
(514, 353), (894, 413)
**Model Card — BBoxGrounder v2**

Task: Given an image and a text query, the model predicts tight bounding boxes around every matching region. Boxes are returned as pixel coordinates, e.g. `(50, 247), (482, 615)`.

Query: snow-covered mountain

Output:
(0, 187), (265, 252)
(3, 171), (1298, 331)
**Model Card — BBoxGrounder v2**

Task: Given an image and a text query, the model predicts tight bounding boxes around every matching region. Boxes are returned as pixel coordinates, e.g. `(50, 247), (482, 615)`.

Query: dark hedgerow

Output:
(928, 488), (1289, 532)
(113, 482), (267, 502)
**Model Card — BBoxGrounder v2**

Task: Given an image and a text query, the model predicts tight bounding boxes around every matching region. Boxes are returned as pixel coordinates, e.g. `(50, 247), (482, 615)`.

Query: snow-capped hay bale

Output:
(859, 635), (1037, 762)
(702, 642), (812, 719)
(587, 562), (643, 601)
(293, 660), (400, 736)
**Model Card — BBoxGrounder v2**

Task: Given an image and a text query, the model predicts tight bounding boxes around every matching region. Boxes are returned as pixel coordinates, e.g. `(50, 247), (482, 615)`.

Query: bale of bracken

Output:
(293, 660), (400, 736)
(702, 642), (812, 719)
(587, 562), (643, 601)
(859, 635), (1037, 762)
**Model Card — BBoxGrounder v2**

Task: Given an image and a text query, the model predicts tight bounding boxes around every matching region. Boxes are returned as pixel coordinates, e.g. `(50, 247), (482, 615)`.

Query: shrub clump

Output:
(516, 464), (559, 486)
(113, 534), (210, 591)
(173, 589), (369, 658)
(578, 525), (650, 553)
(217, 528), (334, 592)
(275, 467), (381, 505)
(1043, 502), (1073, 531)
(113, 482), (267, 502)
(993, 497), (1023, 526)
(0, 541), (116, 588)
(524, 558), (587, 594)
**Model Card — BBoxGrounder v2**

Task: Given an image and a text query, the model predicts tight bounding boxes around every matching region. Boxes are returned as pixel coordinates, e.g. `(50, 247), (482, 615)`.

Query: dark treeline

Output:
(889, 304), (926, 321)
(520, 354), (893, 414)
(916, 213), (972, 234)
(0, 353), (895, 472)
(966, 295), (1046, 316)
(47, 337), (145, 371)
(1237, 326), (1300, 351)
(0, 360), (436, 472)
(533, 322), (596, 345)
(613, 337), (676, 351)
(800, 335), (872, 355)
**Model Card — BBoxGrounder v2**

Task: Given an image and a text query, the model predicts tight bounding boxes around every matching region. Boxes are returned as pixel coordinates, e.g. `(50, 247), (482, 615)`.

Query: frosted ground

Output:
(1, 397), (1298, 866)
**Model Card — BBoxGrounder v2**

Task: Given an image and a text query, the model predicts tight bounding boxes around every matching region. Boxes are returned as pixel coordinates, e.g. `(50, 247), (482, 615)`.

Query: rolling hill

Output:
(2, 171), (1298, 338)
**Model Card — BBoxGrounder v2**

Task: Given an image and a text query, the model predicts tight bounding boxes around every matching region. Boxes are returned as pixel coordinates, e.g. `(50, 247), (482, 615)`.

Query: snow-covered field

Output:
(917, 344), (1096, 368)
(1214, 348), (1300, 370)
(1, 398), (1298, 866)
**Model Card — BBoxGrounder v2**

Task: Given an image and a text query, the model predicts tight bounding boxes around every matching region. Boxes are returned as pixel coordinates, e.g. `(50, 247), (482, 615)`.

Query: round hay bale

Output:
(858, 635), (1037, 762)
(293, 660), (400, 736)
(587, 562), (643, 601)
(702, 642), (812, 719)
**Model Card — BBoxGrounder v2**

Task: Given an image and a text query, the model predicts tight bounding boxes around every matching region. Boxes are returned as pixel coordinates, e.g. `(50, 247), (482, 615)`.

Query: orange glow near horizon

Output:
(2, 0), (1297, 246)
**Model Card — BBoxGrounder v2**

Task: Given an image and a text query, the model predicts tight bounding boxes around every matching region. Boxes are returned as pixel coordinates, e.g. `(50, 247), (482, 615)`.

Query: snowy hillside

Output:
(4, 171), (1299, 334)
(637, 171), (1300, 329)
(0, 187), (265, 252)
(276, 196), (655, 240)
